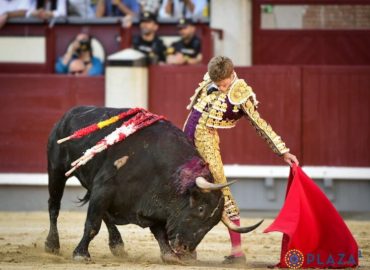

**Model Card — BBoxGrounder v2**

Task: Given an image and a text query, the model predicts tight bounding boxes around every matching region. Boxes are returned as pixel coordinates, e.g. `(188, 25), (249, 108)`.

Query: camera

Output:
(75, 39), (91, 56)
(79, 40), (91, 52)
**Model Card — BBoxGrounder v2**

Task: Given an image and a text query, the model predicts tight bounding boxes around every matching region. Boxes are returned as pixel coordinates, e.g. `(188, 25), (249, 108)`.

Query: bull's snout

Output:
(170, 234), (192, 255)
(169, 234), (198, 261)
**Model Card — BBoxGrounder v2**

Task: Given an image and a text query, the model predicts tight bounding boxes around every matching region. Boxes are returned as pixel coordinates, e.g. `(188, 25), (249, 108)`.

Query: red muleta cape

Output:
(264, 165), (359, 268)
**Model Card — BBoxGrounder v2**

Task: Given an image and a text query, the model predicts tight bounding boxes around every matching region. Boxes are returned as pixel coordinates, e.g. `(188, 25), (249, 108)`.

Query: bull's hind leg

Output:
(73, 183), (113, 260)
(45, 168), (67, 254)
(103, 215), (126, 257)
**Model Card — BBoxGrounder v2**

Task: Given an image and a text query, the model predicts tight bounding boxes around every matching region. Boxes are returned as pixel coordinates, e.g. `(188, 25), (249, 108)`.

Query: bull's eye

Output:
(198, 206), (204, 214)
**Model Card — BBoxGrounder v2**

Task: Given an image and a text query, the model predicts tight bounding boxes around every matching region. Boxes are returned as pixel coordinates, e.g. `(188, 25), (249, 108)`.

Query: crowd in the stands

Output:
(1, 0), (209, 76)
(0, 0), (209, 26)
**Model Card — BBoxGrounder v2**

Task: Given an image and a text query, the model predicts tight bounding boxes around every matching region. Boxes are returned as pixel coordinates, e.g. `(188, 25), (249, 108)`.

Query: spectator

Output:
(138, 0), (161, 15)
(90, 0), (98, 13)
(132, 11), (166, 64)
(166, 17), (202, 65)
(68, 59), (87, 75)
(0, 0), (29, 28)
(158, 0), (207, 20)
(95, 0), (139, 17)
(26, 0), (67, 19)
(55, 33), (103, 76)
(68, 0), (95, 17)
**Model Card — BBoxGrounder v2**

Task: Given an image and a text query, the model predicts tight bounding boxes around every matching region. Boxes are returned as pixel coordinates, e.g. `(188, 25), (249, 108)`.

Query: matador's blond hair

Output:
(207, 56), (234, 82)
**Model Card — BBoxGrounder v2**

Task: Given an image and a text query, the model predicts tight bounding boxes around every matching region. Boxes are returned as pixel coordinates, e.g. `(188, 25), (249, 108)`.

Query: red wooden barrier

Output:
(0, 74), (104, 172)
(302, 66), (370, 166)
(149, 65), (206, 126)
(0, 65), (369, 172)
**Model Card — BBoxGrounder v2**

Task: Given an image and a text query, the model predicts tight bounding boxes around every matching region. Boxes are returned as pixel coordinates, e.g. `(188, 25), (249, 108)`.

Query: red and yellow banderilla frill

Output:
(57, 107), (143, 144)
(57, 108), (165, 177)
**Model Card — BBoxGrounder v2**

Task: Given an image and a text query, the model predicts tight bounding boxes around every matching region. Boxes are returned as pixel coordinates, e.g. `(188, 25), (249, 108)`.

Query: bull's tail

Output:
(77, 191), (91, 206)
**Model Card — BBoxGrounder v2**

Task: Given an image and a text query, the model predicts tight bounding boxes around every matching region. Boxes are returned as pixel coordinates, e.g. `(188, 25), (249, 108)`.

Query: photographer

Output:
(55, 33), (103, 76)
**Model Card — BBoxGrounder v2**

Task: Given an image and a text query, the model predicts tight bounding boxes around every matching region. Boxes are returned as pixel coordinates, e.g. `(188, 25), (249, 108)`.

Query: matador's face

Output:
(214, 73), (235, 93)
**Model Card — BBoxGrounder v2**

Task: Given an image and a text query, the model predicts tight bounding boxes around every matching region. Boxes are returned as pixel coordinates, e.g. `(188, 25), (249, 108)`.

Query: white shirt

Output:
(68, 0), (94, 17)
(158, 0), (207, 20)
(139, 0), (161, 14)
(0, 0), (30, 15)
(26, 0), (66, 17)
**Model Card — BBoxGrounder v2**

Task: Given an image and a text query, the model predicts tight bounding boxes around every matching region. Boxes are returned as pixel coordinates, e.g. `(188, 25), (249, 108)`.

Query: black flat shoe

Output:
(222, 254), (246, 265)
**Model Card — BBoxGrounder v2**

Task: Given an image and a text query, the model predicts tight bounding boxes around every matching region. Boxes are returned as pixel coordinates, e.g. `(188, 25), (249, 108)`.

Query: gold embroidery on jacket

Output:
(193, 89), (237, 129)
(241, 99), (290, 155)
(186, 73), (212, 110)
(228, 79), (259, 106)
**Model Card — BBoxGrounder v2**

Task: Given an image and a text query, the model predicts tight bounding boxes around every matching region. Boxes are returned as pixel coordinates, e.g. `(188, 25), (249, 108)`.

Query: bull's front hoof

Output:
(109, 244), (127, 257)
(44, 245), (60, 255)
(73, 254), (91, 261)
(44, 241), (60, 254)
(161, 252), (187, 265)
(178, 250), (197, 262)
(73, 250), (91, 261)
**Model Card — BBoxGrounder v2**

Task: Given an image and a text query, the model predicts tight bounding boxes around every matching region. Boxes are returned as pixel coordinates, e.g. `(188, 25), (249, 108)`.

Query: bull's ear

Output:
(189, 187), (201, 208)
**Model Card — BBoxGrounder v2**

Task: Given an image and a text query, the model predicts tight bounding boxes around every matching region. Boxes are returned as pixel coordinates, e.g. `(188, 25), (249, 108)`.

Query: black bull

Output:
(45, 106), (263, 263)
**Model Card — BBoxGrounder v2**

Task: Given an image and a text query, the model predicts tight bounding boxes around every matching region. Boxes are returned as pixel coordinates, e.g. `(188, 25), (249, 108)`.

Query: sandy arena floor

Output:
(0, 211), (369, 270)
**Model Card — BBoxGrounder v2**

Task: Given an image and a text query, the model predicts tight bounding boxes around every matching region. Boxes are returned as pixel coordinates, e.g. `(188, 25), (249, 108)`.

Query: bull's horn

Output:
(221, 211), (264, 233)
(195, 177), (237, 191)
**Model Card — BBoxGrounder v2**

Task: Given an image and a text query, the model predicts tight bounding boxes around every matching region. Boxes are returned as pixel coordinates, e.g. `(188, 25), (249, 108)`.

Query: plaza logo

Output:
(285, 249), (304, 269)
(285, 249), (358, 268)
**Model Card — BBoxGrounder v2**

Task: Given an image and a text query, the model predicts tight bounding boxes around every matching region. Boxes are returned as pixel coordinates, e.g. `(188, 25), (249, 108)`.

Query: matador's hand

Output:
(283, 152), (299, 167)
